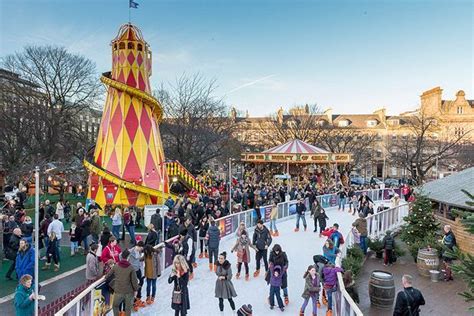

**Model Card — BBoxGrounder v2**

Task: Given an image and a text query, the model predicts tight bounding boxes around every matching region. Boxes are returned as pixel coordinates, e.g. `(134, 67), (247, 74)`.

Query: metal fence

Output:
(55, 188), (403, 316)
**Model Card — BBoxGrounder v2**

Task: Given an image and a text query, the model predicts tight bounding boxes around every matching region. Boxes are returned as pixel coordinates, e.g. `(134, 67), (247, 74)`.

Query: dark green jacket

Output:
(14, 284), (34, 316)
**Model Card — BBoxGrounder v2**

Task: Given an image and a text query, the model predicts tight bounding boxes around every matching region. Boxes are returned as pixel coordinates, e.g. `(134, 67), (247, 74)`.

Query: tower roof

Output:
(113, 23), (147, 44)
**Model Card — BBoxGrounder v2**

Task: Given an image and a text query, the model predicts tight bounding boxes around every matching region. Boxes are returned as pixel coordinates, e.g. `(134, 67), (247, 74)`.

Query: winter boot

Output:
(192, 262), (198, 268)
(198, 252), (204, 259)
(253, 269), (260, 277)
(245, 274), (250, 281)
(189, 272), (194, 281)
(317, 300), (321, 308)
(322, 291), (328, 305)
(270, 229), (274, 236)
(118, 312), (126, 316)
(280, 307), (285, 311)
(205, 251), (209, 258)
(284, 295), (289, 305)
(294, 227), (299, 232)
(299, 309), (304, 316)
(133, 299), (140, 311)
(326, 309), (333, 316)
(209, 263), (214, 271)
(304, 226), (307, 232)
(146, 296), (152, 305)
(41, 263), (51, 270)
(54, 263), (60, 272)
(274, 231), (279, 237)
(236, 272), (240, 279)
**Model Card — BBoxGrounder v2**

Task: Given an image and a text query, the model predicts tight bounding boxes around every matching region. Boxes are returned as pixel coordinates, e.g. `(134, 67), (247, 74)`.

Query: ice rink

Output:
(135, 204), (376, 316)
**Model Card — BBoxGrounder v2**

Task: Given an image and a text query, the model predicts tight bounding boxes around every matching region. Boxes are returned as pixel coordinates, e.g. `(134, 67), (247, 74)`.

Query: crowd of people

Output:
(1, 174), (419, 316)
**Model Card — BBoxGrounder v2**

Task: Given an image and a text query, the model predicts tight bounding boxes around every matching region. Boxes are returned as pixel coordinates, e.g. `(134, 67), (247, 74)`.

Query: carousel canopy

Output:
(241, 139), (351, 164)
(263, 139), (329, 154)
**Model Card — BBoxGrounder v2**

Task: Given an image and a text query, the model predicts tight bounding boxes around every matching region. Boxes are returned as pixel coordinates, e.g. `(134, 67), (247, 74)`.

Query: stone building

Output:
(231, 87), (474, 179)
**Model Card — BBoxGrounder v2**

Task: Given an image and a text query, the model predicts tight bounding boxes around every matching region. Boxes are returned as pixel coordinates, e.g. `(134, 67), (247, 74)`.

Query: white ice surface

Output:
(134, 204), (377, 316)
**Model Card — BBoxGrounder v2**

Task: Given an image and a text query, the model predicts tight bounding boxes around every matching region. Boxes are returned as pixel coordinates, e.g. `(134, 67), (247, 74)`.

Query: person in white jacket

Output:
(56, 200), (64, 220)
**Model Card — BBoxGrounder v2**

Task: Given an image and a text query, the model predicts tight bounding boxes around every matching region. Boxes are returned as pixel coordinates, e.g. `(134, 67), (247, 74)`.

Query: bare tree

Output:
(318, 127), (377, 173)
(257, 104), (323, 147)
(0, 45), (102, 183)
(388, 111), (472, 184)
(155, 73), (240, 173)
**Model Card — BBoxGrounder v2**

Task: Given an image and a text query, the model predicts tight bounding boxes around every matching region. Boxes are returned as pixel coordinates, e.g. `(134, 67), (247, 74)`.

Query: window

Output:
(367, 120), (377, 127)
(392, 134), (397, 141)
(113, 44), (118, 51)
(454, 127), (465, 137)
(127, 42), (134, 49)
(119, 42), (125, 49)
(457, 106), (463, 114)
(376, 150), (382, 158)
(402, 134), (408, 140)
(338, 120), (349, 127)
(137, 44), (143, 51)
(388, 119), (399, 126)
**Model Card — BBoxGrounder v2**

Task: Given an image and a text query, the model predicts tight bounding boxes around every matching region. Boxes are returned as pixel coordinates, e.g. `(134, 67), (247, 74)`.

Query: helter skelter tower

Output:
(85, 24), (169, 209)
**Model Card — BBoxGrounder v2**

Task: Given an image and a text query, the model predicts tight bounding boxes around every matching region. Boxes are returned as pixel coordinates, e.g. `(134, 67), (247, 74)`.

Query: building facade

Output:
(231, 87), (474, 180)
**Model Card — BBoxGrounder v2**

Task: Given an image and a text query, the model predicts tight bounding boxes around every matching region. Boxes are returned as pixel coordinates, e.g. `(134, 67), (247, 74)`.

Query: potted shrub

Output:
(368, 237), (384, 259)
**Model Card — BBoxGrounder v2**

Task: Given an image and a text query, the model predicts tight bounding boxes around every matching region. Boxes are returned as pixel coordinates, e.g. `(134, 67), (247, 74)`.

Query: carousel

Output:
(240, 139), (351, 186)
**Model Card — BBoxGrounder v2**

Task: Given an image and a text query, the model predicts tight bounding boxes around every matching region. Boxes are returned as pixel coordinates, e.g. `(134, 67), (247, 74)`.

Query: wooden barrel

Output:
(369, 270), (395, 309)
(417, 248), (439, 277)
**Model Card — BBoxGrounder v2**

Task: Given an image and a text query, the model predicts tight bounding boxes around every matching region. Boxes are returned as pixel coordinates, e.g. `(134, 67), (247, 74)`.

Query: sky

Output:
(0, 0), (472, 116)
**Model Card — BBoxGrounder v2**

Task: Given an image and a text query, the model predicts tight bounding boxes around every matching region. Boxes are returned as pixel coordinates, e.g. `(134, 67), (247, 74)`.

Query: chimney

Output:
(373, 107), (386, 125)
(324, 108), (333, 125)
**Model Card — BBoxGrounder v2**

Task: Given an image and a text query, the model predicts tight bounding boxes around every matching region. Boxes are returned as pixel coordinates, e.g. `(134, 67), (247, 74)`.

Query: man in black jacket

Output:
(252, 220), (272, 277)
(393, 274), (425, 316)
(383, 230), (395, 266)
(150, 209), (163, 243)
(294, 198), (307, 232)
(5, 228), (22, 280)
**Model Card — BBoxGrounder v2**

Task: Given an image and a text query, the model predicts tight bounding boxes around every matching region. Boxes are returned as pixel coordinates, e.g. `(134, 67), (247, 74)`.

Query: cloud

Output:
(226, 74), (277, 94)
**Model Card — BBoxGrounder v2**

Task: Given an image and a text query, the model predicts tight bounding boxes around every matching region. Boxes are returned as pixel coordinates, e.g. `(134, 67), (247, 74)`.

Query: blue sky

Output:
(1, 0), (472, 116)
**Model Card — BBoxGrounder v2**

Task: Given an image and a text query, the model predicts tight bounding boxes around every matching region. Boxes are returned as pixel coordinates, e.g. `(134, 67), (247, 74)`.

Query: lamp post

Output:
(228, 158), (233, 213)
(34, 166), (40, 316)
(435, 156), (439, 179)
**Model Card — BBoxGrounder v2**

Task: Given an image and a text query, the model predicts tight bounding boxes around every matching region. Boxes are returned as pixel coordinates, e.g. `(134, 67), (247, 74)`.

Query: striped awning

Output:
(262, 139), (329, 154)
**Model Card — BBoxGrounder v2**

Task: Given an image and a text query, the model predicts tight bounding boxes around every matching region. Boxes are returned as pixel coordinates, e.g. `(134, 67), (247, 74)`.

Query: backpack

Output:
(339, 233), (345, 245)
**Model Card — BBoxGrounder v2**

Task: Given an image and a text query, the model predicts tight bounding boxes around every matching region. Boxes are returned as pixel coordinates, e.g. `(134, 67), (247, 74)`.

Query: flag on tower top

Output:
(129, 0), (139, 9)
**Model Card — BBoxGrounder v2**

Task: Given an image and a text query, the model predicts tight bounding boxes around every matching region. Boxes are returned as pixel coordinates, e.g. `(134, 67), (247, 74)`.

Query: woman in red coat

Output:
(101, 236), (121, 265)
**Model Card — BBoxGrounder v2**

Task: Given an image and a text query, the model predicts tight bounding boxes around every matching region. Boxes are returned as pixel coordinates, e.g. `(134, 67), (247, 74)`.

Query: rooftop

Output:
(420, 167), (474, 210)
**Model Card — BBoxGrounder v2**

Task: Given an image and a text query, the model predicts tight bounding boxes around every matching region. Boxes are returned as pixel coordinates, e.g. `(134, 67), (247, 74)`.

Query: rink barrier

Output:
(334, 202), (409, 316)
(55, 188), (401, 316)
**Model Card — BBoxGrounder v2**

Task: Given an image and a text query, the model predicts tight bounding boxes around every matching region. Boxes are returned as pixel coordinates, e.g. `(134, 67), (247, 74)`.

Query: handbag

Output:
(172, 282), (182, 304)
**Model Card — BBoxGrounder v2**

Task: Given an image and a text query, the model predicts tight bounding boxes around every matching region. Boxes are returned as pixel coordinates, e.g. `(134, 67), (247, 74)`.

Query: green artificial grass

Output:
(0, 246), (86, 298)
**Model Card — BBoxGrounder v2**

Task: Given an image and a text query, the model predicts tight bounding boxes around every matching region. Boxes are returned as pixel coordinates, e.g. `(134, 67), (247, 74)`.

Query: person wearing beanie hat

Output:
(237, 304), (252, 316)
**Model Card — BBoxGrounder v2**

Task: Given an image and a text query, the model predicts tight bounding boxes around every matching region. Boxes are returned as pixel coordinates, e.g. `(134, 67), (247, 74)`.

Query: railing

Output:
(55, 188), (401, 316)
(334, 202), (409, 316)
(165, 160), (208, 194)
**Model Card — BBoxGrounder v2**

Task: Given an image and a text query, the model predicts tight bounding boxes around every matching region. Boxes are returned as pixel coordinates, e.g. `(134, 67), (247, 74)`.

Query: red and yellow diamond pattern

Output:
(87, 24), (169, 209)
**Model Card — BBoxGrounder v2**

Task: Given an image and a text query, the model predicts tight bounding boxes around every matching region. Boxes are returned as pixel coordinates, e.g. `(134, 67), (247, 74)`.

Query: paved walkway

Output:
(356, 240), (473, 316)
